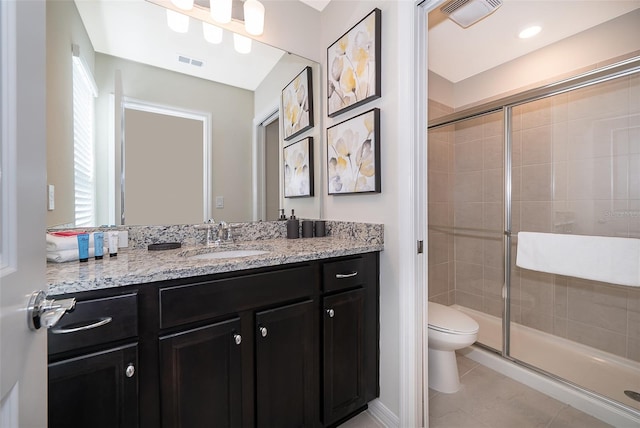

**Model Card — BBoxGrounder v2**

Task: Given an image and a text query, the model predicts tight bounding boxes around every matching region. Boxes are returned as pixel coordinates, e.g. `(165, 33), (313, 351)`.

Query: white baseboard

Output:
(367, 399), (400, 428)
(464, 346), (640, 427)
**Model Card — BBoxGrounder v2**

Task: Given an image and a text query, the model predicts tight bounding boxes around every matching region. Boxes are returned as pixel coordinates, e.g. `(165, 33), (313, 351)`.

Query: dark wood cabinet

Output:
(255, 300), (315, 427)
(322, 288), (366, 425)
(48, 344), (138, 428)
(48, 253), (379, 428)
(159, 318), (242, 428)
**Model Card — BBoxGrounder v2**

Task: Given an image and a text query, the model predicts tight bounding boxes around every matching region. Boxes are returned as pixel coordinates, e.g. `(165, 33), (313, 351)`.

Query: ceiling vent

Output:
(177, 54), (204, 67)
(441, 0), (502, 28)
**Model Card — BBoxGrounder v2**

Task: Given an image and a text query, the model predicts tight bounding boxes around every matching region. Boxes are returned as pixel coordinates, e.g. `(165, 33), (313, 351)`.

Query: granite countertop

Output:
(47, 237), (384, 296)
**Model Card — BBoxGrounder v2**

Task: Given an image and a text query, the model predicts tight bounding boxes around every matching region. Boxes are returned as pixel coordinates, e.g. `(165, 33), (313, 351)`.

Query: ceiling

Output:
(74, 0), (286, 91)
(429, 0), (640, 83)
(76, 0), (639, 91)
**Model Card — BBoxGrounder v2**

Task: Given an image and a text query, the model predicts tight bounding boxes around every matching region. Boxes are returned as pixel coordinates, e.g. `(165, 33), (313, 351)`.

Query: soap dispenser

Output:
(286, 209), (299, 239)
(279, 209), (287, 221)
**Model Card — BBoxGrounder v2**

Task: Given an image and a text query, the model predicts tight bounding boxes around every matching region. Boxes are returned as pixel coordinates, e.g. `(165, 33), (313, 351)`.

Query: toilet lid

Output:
(428, 302), (479, 334)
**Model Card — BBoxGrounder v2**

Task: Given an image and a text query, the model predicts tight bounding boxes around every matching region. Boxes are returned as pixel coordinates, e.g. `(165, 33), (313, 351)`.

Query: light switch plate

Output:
(47, 184), (55, 211)
(215, 196), (224, 209)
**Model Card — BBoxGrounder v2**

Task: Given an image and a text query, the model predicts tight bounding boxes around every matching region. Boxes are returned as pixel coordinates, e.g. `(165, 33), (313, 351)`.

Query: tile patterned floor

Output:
(339, 353), (612, 428)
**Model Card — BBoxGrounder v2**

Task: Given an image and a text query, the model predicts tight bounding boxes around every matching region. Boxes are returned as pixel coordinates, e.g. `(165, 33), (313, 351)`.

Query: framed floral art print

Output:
(284, 137), (314, 198)
(327, 8), (381, 118)
(282, 66), (314, 141)
(327, 108), (380, 195)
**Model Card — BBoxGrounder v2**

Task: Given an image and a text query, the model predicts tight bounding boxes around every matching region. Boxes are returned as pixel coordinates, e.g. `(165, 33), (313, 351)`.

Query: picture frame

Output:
(283, 137), (314, 198)
(327, 8), (381, 118)
(282, 66), (314, 141)
(327, 108), (380, 195)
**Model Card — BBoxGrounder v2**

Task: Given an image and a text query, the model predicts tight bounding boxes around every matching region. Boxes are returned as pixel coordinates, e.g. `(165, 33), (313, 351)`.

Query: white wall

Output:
(320, 0), (417, 419)
(255, 55), (323, 220)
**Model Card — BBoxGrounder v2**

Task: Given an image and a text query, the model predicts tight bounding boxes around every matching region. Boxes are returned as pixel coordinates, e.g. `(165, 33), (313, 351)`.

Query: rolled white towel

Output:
(46, 232), (95, 252)
(47, 247), (108, 263)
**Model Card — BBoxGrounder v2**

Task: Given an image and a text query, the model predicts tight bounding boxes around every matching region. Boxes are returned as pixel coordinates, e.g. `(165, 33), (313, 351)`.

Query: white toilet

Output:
(427, 302), (479, 393)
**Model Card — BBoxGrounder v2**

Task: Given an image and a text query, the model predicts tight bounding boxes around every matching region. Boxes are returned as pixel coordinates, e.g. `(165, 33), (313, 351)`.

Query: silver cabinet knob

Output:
(233, 333), (242, 345)
(326, 309), (335, 318)
(125, 363), (135, 378)
(259, 326), (268, 337)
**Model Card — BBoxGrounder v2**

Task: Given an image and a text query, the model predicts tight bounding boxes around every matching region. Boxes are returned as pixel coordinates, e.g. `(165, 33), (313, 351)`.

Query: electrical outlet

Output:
(47, 184), (55, 211)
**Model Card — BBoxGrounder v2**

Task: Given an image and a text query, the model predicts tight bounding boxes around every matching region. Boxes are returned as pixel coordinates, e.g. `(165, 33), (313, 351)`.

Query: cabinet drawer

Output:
(323, 257), (366, 292)
(48, 293), (138, 356)
(160, 265), (314, 329)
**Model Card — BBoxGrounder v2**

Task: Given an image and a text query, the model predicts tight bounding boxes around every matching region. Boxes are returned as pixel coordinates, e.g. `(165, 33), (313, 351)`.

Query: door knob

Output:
(27, 291), (76, 331)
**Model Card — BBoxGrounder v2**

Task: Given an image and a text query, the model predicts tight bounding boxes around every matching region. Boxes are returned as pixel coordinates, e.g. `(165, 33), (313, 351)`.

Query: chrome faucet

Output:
(216, 220), (231, 244)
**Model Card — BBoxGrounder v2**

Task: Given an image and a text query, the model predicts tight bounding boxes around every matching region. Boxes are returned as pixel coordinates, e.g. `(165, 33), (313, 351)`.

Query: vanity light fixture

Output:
(167, 9), (190, 33)
(203, 22), (223, 44)
(243, 0), (265, 36)
(233, 33), (252, 54)
(210, 0), (232, 24)
(519, 25), (541, 39)
(170, 0), (194, 10)
(209, 0), (265, 36)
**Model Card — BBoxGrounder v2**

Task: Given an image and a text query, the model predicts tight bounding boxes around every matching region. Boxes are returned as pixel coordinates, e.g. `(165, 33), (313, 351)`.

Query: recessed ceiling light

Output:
(519, 25), (541, 39)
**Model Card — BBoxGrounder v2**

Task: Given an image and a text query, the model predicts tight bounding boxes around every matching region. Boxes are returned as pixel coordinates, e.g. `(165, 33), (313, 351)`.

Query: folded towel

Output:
(46, 232), (94, 252)
(516, 232), (640, 287)
(47, 247), (108, 263)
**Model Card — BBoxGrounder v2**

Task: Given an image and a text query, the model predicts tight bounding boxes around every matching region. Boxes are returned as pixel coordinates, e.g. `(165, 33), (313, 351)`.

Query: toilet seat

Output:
(428, 302), (479, 335)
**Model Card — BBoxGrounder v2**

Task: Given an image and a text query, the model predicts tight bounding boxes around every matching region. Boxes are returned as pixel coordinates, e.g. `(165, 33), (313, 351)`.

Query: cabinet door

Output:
(255, 300), (315, 427)
(48, 344), (138, 428)
(323, 288), (366, 425)
(159, 318), (242, 428)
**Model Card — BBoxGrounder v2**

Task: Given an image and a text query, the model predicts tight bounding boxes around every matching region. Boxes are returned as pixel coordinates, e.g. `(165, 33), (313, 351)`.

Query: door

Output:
(255, 300), (315, 427)
(265, 118), (280, 221)
(0, 1), (48, 426)
(159, 318), (242, 428)
(49, 344), (138, 428)
(323, 289), (366, 425)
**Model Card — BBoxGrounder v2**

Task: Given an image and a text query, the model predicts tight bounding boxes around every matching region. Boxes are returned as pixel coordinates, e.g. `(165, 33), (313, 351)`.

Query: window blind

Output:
(72, 55), (97, 227)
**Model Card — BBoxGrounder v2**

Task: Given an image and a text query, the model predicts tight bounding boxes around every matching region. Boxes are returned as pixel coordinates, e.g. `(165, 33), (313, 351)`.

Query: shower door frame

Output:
(428, 55), (640, 416)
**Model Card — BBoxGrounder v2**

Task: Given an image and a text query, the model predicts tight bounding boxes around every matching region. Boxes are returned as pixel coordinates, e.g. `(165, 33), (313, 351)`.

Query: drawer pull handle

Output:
(326, 309), (335, 318)
(50, 317), (112, 334)
(233, 334), (242, 345)
(336, 271), (358, 279)
(125, 363), (135, 378)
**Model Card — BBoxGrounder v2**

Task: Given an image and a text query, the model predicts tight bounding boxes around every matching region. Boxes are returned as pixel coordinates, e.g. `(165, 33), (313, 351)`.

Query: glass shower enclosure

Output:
(427, 58), (640, 416)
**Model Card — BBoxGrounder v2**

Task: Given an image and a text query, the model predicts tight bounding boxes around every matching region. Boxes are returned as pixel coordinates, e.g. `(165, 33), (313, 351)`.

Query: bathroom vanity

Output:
(46, 228), (382, 428)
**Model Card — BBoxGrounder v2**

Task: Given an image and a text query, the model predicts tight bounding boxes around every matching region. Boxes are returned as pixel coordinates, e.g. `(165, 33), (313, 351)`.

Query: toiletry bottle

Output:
(108, 231), (119, 257)
(94, 232), (104, 260)
(77, 233), (89, 262)
(279, 209), (287, 220)
(286, 210), (299, 239)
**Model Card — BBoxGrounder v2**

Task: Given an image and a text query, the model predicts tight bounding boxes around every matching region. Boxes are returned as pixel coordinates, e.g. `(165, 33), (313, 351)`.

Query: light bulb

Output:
(233, 33), (252, 54)
(210, 0), (232, 24)
(170, 0), (194, 10)
(243, 0), (264, 36)
(166, 9), (189, 33)
(203, 22), (223, 44)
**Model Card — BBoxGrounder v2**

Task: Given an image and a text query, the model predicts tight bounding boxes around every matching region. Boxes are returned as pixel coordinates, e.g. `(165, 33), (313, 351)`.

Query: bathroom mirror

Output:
(46, 0), (322, 228)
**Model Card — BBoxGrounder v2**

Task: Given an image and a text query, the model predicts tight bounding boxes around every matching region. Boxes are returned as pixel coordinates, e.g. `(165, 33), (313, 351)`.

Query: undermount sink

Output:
(187, 249), (269, 261)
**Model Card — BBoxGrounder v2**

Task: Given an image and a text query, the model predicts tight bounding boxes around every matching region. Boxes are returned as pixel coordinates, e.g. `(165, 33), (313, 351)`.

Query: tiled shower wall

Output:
(428, 73), (640, 362)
